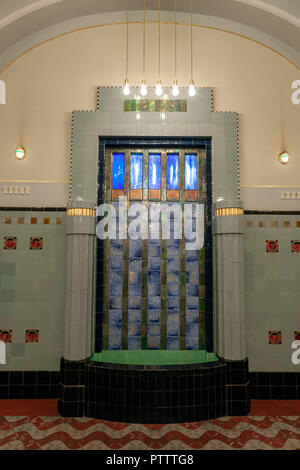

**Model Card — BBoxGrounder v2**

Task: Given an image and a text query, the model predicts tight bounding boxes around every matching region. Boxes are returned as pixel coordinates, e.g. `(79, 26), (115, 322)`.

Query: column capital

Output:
(66, 203), (96, 235)
(213, 199), (244, 235)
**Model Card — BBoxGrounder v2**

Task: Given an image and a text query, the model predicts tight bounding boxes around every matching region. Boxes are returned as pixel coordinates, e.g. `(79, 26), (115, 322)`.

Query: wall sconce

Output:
(16, 147), (26, 160)
(279, 151), (290, 165)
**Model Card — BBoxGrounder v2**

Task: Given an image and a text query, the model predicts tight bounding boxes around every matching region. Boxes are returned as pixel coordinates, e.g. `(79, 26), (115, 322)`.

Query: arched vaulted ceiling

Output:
(0, 0), (300, 71)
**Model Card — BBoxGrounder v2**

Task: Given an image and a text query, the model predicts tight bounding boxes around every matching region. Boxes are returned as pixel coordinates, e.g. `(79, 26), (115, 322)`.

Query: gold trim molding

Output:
(67, 208), (95, 217)
(241, 185), (300, 189)
(215, 208), (244, 216)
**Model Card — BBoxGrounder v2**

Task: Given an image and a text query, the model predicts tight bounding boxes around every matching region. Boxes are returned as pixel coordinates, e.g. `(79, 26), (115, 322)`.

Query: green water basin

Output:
(91, 350), (218, 365)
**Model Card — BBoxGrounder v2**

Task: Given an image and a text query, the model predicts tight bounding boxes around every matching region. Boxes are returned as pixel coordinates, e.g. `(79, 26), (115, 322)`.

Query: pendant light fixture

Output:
(140, 0), (148, 96)
(155, 0), (163, 96)
(172, 0), (179, 97)
(123, 0), (130, 95)
(188, 0), (196, 96)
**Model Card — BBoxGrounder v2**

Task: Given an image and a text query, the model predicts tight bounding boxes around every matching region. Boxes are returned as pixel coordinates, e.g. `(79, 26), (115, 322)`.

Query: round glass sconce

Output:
(279, 151), (290, 165)
(16, 147), (26, 160)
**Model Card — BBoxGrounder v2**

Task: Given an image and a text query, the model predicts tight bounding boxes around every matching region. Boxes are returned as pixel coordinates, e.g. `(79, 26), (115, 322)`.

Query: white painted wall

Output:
(0, 22), (299, 208)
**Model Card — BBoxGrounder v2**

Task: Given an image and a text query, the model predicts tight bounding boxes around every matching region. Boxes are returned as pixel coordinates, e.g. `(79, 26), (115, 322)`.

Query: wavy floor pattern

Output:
(0, 416), (299, 450)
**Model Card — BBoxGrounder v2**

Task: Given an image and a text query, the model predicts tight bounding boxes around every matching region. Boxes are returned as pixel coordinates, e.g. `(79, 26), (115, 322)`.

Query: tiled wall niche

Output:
(0, 209), (66, 371)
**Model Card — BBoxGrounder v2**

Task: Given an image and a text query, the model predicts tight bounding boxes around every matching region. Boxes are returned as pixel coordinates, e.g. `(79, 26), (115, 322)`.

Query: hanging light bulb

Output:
(156, 80), (163, 96)
(172, 79), (179, 97)
(123, 78), (130, 95)
(140, 79), (148, 96)
(188, 79), (195, 96)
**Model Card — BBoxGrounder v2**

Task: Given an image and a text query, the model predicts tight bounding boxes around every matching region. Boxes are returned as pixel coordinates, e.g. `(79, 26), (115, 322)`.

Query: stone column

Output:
(212, 199), (250, 415)
(58, 201), (96, 417)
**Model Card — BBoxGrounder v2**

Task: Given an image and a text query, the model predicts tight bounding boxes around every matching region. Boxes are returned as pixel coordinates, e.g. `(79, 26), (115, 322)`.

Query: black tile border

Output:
(250, 372), (300, 400)
(0, 363), (298, 419)
(0, 370), (59, 399)
(0, 207), (67, 212)
(245, 210), (300, 215)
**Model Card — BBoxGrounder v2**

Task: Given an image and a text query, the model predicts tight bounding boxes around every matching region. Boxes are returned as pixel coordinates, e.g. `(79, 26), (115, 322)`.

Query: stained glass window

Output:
(112, 153), (125, 190)
(167, 154), (179, 190)
(149, 153), (161, 190)
(130, 153), (143, 189)
(185, 154), (198, 190)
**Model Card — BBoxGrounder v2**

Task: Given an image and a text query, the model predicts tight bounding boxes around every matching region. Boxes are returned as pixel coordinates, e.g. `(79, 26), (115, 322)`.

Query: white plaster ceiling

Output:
(0, 0), (300, 68)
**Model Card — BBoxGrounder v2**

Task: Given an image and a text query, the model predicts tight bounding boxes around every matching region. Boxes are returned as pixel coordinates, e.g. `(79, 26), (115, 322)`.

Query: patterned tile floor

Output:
(0, 400), (298, 450)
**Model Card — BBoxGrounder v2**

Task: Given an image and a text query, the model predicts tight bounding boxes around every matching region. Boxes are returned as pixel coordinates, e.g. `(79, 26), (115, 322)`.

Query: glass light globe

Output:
(140, 80), (148, 96)
(172, 80), (179, 97)
(16, 147), (26, 160)
(279, 151), (290, 164)
(123, 79), (130, 95)
(155, 81), (163, 96)
(188, 80), (196, 97)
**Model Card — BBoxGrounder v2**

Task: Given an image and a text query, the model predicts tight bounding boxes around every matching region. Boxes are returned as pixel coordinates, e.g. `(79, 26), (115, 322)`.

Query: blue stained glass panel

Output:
(185, 154), (198, 190)
(112, 153), (125, 189)
(149, 153), (161, 190)
(130, 153), (143, 189)
(167, 154), (179, 190)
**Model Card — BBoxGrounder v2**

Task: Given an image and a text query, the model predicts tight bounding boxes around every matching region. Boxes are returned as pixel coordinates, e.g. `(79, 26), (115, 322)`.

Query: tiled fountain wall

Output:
(69, 87), (239, 358)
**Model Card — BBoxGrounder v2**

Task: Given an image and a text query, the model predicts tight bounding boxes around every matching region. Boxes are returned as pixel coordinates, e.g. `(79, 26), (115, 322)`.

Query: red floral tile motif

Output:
(30, 237), (43, 250)
(291, 241), (300, 253)
(266, 240), (279, 253)
(294, 331), (300, 341)
(0, 330), (12, 343)
(25, 329), (39, 343)
(269, 330), (281, 344)
(3, 237), (17, 250)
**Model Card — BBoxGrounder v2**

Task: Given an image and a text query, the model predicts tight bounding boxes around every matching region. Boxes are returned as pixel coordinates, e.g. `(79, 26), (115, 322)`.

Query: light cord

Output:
(143, 0), (146, 79)
(174, 0), (177, 80)
(190, 0), (193, 81)
(126, 0), (129, 79)
(158, 0), (160, 80)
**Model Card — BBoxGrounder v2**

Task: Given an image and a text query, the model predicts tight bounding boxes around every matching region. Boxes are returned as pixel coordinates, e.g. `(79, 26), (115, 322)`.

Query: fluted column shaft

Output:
(64, 202), (96, 361)
(213, 200), (246, 360)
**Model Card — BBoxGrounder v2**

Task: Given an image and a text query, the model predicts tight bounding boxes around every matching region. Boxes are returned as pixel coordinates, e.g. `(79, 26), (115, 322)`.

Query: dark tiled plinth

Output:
(85, 359), (226, 423)
(225, 358), (251, 416)
(58, 358), (87, 417)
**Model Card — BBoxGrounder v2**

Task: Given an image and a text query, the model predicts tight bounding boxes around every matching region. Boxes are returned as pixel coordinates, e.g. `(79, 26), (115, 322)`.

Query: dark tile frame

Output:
(96, 136), (213, 353)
